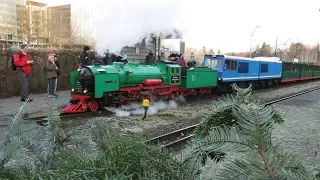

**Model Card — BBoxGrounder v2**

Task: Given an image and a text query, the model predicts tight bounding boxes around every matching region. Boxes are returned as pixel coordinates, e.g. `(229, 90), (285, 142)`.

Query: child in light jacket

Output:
(46, 55), (58, 98)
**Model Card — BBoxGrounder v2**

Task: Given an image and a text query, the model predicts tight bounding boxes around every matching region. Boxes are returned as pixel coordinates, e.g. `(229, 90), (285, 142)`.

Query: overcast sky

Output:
(41, 0), (320, 53)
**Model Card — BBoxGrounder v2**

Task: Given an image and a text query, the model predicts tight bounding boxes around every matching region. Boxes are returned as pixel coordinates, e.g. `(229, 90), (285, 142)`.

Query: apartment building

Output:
(0, 0), (25, 46)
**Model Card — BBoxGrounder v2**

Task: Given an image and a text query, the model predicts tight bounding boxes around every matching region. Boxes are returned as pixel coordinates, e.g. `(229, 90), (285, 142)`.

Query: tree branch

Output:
(253, 111), (276, 180)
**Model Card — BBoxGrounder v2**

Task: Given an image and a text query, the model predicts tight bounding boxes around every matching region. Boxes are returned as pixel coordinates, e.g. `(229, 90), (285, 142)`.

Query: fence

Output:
(0, 49), (82, 99)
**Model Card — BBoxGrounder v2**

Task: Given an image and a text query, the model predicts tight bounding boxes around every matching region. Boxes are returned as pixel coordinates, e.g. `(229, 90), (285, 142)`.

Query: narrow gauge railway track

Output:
(24, 110), (113, 125)
(146, 86), (320, 151)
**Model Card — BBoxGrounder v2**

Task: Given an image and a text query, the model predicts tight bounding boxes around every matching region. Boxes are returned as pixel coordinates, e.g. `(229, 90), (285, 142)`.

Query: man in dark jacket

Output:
(79, 46), (90, 67)
(145, 52), (154, 65)
(102, 50), (111, 65)
(111, 53), (116, 63)
(53, 54), (60, 93)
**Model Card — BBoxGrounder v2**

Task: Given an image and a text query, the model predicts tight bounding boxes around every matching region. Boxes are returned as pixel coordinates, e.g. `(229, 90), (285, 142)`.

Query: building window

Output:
(135, 47), (139, 54)
(238, 62), (249, 73)
(6, 34), (12, 40)
(261, 64), (268, 73)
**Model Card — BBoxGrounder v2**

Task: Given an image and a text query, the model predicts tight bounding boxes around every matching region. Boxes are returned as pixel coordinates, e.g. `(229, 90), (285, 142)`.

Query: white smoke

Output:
(106, 96), (186, 117)
(91, 0), (184, 55)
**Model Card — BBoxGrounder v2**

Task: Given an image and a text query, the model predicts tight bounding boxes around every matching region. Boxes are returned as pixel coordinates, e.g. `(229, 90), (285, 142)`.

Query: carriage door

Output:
(222, 59), (237, 82)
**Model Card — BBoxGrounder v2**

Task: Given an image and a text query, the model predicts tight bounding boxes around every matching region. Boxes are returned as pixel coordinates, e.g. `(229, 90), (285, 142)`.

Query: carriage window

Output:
(261, 64), (268, 73)
(238, 62), (249, 73)
(176, 68), (179, 73)
(224, 60), (237, 70)
(172, 68), (174, 73)
(285, 64), (293, 71)
(230, 61), (237, 70)
(224, 60), (231, 69)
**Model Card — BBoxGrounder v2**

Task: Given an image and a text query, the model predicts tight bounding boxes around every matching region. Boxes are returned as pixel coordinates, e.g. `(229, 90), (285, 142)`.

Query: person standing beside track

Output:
(14, 44), (34, 102)
(46, 55), (58, 98)
(142, 96), (150, 120)
(46, 52), (60, 94)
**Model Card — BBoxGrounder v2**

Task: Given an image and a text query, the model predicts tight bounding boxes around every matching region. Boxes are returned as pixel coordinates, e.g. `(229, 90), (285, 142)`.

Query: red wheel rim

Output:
(121, 101), (128, 106)
(88, 100), (99, 112)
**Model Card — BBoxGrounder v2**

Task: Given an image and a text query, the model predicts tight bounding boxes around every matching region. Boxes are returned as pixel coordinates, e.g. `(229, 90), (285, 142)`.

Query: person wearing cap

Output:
(169, 53), (180, 65)
(46, 52), (60, 94)
(79, 46), (90, 67)
(45, 54), (58, 98)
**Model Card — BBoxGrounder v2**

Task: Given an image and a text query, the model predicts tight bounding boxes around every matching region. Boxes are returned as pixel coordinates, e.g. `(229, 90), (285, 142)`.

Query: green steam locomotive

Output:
(62, 60), (217, 113)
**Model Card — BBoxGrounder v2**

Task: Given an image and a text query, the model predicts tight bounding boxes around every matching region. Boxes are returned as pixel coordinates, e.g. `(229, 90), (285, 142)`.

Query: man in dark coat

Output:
(79, 46), (90, 67)
(111, 53), (116, 63)
(145, 52), (153, 65)
(102, 50), (111, 65)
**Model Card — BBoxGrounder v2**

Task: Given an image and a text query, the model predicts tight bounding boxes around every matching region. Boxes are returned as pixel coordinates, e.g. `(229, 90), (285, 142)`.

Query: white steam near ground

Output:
(106, 96), (186, 117)
(91, 0), (184, 55)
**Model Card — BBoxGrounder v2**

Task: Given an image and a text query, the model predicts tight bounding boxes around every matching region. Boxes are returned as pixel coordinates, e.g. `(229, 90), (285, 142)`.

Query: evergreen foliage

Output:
(0, 97), (38, 175)
(183, 83), (319, 179)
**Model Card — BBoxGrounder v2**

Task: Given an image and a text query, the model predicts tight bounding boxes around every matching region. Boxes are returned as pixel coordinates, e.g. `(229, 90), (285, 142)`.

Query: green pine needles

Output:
(0, 97), (38, 176)
(183, 83), (319, 179)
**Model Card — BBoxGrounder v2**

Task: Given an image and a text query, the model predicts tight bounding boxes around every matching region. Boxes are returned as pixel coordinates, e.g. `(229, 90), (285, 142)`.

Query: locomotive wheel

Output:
(121, 100), (129, 106)
(170, 92), (175, 100)
(111, 103), (120, 108)
(88, 100), (99, 112)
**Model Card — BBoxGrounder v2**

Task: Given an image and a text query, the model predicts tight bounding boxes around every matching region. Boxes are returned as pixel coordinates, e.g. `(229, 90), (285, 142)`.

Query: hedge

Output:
(0, 49), (84, 98)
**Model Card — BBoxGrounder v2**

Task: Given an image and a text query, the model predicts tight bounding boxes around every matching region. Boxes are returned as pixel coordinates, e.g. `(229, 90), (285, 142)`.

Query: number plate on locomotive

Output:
(171, 76), (180, 83)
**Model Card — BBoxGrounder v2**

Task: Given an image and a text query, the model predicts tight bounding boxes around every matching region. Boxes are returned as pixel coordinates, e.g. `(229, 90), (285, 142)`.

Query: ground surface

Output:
(1, 80), (320, 139)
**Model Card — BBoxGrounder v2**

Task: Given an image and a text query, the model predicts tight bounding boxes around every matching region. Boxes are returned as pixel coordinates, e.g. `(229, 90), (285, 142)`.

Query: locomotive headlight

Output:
(84, 88), (88, 93)
(71, 88), (75, 92)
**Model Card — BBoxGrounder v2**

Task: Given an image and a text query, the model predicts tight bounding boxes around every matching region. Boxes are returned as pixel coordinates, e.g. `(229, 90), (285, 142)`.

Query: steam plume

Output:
(106, 96), (186, 117)
(91, 0), (184, 55)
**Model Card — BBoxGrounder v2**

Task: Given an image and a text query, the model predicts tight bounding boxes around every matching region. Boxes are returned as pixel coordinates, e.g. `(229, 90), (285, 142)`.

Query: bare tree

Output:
(288, 42), (306, 60)
(47, 5), (72, 48)
(16, 4), (34, 45)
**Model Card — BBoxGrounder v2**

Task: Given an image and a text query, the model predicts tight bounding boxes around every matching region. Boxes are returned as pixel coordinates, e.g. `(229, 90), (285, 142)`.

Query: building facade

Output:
(1, 0), (94, 48)
(0, 0), (25, 47)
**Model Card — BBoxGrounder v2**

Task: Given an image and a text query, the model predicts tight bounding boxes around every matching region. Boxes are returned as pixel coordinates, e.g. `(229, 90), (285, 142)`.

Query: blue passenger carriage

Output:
(201, 55), (282, 88)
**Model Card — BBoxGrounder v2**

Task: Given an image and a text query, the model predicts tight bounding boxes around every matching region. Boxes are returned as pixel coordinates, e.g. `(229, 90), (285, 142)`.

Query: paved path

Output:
(271, 90), (320, 169)
(0, 90), (70, 123)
